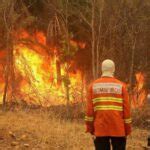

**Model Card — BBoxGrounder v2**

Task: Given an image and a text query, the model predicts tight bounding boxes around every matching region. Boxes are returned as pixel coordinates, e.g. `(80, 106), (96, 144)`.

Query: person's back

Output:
(85, 59), (132, 150)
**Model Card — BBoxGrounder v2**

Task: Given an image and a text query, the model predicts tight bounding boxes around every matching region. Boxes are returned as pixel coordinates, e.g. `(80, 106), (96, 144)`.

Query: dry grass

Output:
(0, 109), (148, 150)
(132, 105), (150, 128)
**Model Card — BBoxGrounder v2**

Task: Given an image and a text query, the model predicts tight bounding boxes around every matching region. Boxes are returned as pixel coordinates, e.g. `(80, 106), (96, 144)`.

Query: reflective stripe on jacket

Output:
(85, 77), (132, 136)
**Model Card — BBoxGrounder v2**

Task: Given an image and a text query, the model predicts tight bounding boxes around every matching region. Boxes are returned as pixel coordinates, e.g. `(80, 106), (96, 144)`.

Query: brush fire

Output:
(0, 31), (84, 106)
(0, 31), (148, 108)
(0, 1), (149, 149)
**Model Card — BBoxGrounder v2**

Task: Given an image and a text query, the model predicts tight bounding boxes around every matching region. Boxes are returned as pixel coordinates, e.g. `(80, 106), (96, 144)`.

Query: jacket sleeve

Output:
(122, 84), (132, 136)
(85, 84), (94, 134)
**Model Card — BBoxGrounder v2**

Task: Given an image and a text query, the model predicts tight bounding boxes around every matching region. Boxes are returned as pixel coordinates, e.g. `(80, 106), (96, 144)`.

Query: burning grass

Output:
(0, 108), (148, 150)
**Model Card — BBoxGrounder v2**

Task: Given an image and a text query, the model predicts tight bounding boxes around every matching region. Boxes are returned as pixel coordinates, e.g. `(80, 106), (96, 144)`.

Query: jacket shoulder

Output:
(114, 78), (127, 87)
(88, 78), (103, 89)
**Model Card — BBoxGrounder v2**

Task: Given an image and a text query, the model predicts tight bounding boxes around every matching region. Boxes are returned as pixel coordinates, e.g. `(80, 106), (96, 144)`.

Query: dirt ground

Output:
(0, 110), (148, 150)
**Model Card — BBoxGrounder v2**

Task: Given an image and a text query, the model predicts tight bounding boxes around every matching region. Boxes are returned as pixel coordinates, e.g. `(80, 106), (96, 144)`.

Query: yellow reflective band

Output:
(85, 116), (94, 122)
(94, 105), (123, 111)
(124, 118), (132, 124)
(92, 97), (123, 104)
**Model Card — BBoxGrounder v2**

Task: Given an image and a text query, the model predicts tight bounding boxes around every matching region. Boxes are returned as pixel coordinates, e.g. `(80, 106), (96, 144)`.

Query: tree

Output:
(0, 0), (35, 107)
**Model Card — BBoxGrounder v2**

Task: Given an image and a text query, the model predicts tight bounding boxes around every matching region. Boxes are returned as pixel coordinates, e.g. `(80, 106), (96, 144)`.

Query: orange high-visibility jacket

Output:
(85, 77), (132, 137)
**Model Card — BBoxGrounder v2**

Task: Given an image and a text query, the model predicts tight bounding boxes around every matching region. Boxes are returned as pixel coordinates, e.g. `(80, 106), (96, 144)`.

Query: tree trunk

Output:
(9, 40), (15, 101)
(56, 58), (61, 85)
(81, 70), (85, 102)
(96, 0), (104, 78)
(2, 33), (13, 107)
(2, 0), (16, 107)
(65, 0), (71, 117)
(3, 58), (9, 107)
(129, 37), (136, 92)
(91, 0), (96, 79)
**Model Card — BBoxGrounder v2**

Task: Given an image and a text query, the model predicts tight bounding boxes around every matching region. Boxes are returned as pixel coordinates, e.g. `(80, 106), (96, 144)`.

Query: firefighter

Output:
(85, 59), (132, 150)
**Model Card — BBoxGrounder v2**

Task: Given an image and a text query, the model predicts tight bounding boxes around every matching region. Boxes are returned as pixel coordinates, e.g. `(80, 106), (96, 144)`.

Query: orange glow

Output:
(0, 50), (6, 58)
(78, 42), (86, 49)
(35, 32), (46, 45)
(70, 40), (86, 49)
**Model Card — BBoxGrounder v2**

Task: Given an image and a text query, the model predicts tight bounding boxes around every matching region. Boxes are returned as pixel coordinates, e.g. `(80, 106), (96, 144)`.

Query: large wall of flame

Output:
(0, 31), (83, 106)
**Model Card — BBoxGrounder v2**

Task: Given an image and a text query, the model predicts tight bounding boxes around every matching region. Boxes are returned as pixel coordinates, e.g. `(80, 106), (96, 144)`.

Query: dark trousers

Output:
(94, 137), (126, 150)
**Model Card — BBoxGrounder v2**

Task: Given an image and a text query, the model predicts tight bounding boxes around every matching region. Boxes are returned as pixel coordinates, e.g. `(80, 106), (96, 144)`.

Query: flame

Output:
(131, 72), (147, 108)
(0, 31), (83, 106)
(0, 50), (6, 103)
